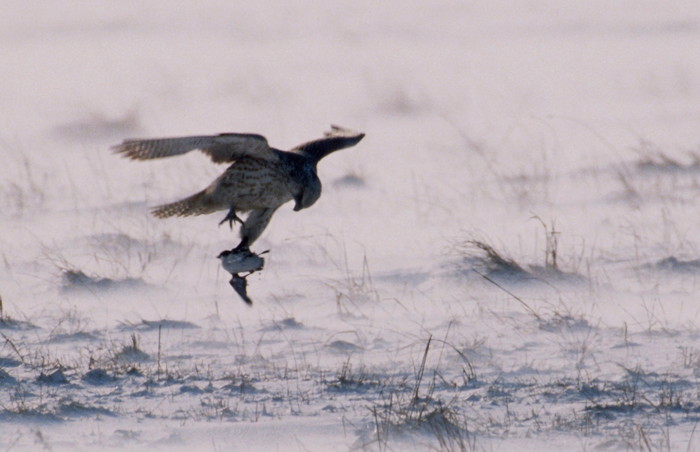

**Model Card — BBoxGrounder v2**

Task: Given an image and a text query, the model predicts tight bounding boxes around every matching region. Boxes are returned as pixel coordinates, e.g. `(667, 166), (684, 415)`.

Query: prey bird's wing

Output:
(291, 125), (365, 155)
(230, 275), (253, 305)
(112, 133), (278, 163)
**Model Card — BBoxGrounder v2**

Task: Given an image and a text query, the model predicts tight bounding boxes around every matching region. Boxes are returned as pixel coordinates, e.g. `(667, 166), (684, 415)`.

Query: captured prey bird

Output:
(112, 125), (365, 303)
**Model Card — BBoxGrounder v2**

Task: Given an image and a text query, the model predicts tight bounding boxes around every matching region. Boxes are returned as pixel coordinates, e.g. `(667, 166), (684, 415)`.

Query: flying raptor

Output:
(112, 125), (365, 253)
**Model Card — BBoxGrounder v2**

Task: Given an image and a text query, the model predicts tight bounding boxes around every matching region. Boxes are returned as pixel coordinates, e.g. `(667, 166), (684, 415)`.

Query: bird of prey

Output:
(112, 125), (365, 253)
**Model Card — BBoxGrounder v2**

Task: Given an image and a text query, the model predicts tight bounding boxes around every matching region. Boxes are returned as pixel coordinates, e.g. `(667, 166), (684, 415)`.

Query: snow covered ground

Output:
(2, 0), (700, 450)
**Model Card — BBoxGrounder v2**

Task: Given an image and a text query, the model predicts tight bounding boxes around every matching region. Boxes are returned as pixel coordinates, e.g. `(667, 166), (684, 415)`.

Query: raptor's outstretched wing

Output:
(291, 125), (365, 159)
(112, 133), (278, 163)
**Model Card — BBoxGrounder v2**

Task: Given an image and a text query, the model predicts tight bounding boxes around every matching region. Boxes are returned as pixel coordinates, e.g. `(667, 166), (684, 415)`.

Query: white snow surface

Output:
(2, 1), (700, 450)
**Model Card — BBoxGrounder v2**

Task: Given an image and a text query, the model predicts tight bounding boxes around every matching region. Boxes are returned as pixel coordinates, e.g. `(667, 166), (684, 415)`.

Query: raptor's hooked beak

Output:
(293, 197), (303, 211)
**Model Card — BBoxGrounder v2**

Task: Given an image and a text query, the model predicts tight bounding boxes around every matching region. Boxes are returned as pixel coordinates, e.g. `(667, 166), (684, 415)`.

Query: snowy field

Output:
(2, 1), (700, 450)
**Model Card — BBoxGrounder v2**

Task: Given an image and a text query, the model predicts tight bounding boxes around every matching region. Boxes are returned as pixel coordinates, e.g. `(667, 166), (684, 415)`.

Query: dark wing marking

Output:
(291, 125), (365, 158)
(229, 274), (253, 305)
(111, 133), (277, 163)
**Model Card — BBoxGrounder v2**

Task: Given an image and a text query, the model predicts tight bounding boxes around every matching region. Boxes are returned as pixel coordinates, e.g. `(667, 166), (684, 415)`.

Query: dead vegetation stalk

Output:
(413, 335), (432, 402)
(473, 269), (542, 322)
(1, 332), (24, 364)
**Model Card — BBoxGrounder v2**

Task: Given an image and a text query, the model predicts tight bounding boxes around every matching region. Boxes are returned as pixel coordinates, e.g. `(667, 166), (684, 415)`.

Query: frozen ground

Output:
(2, 1), (700, 450)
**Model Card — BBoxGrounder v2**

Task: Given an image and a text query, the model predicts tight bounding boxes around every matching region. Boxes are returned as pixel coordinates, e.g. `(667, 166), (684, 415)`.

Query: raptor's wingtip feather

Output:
(326, 125), (364, 138)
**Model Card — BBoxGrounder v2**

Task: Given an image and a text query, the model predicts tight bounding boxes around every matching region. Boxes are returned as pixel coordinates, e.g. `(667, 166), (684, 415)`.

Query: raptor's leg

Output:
(231, 237), (250, 254)
(218, 207), (243, 230)
(240, 207), (278, 247)
(224, 207), (279, 254)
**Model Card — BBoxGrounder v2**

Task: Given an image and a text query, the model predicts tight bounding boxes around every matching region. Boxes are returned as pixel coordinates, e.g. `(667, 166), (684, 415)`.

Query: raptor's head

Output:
(294, 177), (322, 211)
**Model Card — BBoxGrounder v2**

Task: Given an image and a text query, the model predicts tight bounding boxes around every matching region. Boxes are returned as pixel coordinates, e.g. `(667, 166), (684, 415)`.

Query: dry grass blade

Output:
(413, 335), (432, 402)
(1, 332), (24, 364)
(473, 269), (542, 322)
(466, 240), (527, 276)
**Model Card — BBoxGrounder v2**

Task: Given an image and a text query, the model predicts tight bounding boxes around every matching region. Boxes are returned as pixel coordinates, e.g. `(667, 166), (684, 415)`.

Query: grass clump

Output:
(359, 337), (478, 452)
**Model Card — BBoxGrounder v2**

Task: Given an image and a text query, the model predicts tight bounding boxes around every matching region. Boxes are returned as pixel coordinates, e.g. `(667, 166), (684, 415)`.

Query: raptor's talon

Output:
(218, 208), (243, 230)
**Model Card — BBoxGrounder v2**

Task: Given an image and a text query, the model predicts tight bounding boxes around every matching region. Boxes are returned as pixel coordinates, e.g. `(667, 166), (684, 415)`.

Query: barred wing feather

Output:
(112, 133), (277, 163)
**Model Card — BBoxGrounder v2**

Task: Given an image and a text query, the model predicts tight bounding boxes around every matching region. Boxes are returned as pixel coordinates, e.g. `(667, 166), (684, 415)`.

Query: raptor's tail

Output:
(151, 190), (220, 218)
